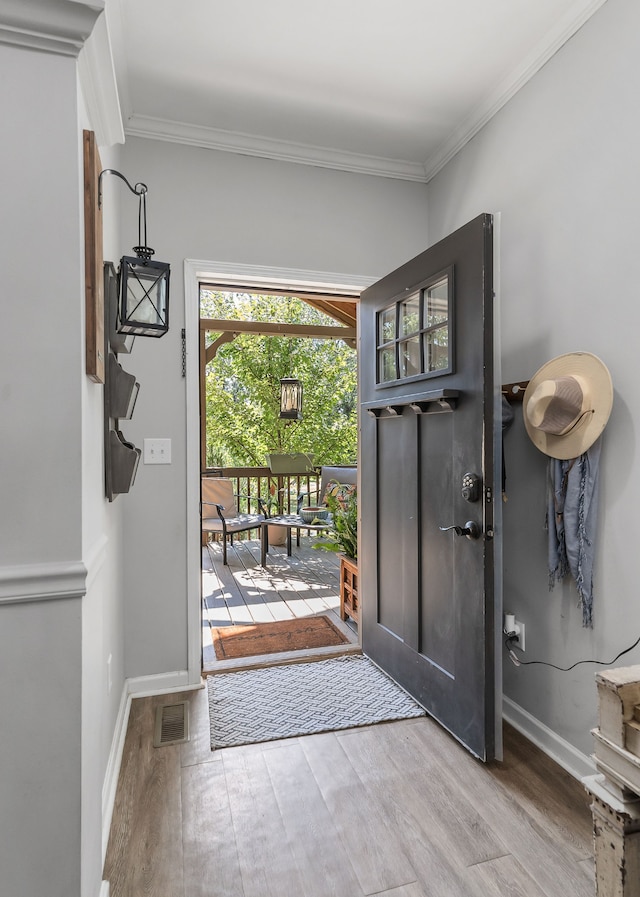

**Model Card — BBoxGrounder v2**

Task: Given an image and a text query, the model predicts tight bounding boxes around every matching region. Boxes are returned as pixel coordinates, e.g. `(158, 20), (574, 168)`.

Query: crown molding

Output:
(78, 9), (124, 146)
(423, 0), (610, 182)
(124, 114), (429, 182)
(124, 0), (607, 184)
(0, 0), (103, 58)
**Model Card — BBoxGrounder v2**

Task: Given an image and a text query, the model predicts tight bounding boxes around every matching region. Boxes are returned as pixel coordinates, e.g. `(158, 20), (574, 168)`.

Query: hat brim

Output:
(523, 352), (613, 459)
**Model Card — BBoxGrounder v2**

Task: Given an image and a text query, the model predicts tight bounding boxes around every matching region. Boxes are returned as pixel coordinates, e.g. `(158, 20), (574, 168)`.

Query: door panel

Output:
(377, 413), (418, 641)
(419, 410), (455, 671)
(359, 213), (499, 761)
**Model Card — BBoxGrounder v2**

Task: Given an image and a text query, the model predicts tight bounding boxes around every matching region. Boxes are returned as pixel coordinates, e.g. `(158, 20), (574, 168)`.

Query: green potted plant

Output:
(312, 486), (357, 560)
(313, 485), (358, 623)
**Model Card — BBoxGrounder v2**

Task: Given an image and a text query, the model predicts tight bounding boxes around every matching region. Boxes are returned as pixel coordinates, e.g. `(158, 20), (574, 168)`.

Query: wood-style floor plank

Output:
(299, 730), (418, 895)
(407, 719), (594, 897)
(223, 744), (307, 897)
(337, 720), (508, 869)
(104, 686), (595, 897)
(334, 722), (500, 896)
(467, 854), (549, 897)
(488, 725), (593, 860)
(182, 759), (244, 897)
(261, 740), (366, 897)
(103, 694), (185, 897)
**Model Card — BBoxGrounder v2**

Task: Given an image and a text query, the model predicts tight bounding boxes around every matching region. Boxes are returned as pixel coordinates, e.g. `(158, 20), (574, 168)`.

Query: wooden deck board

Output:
(202, 536), (356, 672)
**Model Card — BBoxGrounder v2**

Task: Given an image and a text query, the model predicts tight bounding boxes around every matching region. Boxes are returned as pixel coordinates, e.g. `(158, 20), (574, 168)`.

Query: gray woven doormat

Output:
(207, 653), (426, 749)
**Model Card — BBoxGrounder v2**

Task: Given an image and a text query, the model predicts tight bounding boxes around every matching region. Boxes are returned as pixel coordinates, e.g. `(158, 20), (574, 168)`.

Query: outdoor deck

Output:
(202, 534), (359, 672)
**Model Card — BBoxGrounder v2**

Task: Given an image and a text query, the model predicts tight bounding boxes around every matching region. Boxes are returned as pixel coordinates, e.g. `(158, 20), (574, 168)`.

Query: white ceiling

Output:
(106, 0), (607, 182)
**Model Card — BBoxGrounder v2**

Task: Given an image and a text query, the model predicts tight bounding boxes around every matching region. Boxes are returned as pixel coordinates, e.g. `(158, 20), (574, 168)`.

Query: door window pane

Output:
(400, 293), (420, 337)
(380, 347), (396, 382)
(379, 306), (396, 343)
(425, 277), (448, 327)
(400, 337), (421, 378)
(423, 275), (450, 373)
(424, 326), (449, 371)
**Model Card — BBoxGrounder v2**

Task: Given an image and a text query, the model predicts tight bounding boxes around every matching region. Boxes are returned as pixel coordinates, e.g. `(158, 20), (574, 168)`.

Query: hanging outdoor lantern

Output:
(98, 169), (170, 338)
(280, 378), (303, 420)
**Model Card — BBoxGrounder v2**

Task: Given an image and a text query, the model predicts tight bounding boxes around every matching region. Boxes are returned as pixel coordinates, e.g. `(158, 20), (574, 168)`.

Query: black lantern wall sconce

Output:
(279, 377), (303, 421)
(98, 168), (170, 338)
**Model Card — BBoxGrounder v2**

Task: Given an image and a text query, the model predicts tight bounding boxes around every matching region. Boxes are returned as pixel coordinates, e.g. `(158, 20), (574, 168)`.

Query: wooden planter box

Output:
(340, 555), (359, 623)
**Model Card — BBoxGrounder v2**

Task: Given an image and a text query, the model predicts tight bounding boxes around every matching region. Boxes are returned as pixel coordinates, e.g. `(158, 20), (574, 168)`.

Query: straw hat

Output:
(523, 352), (613, 460)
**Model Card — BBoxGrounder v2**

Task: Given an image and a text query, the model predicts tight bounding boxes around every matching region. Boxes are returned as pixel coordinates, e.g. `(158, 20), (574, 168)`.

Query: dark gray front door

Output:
(359, 214), (500, 761)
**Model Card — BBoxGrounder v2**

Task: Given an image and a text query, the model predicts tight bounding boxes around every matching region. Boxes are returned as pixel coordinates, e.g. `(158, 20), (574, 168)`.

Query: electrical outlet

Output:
(503, 613), (526, 651)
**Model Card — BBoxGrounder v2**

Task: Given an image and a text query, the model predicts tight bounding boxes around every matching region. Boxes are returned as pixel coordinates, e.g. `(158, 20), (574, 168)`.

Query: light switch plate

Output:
(143, 438), (172, 464)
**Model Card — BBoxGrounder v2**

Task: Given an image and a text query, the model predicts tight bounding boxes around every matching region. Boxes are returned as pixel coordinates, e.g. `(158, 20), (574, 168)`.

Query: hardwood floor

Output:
(103, 687), (595, 897)
(202, 537), (358, 673)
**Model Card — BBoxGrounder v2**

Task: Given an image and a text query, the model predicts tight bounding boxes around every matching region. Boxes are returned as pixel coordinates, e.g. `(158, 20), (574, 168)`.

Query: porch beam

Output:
(200, 318), (355, 342)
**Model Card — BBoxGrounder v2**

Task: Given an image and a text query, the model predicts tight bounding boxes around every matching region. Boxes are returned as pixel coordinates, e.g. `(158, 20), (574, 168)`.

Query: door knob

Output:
(439, 521), (480, 540)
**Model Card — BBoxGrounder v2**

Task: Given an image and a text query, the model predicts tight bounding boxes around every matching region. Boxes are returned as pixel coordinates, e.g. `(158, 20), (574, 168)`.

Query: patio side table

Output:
(260, 515), (331, 566)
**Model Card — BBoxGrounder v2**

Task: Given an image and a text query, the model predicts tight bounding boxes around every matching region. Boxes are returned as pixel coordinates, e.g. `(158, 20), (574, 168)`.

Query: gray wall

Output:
(427, 0), (639, 758)
(117, 137), (431, 681)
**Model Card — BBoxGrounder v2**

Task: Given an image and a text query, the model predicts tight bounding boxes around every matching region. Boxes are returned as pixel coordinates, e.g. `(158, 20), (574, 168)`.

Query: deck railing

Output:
(202, 465), (321, 538)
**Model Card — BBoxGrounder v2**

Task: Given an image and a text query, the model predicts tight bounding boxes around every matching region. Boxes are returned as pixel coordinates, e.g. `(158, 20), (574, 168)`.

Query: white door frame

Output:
(183, 258), (373, 683)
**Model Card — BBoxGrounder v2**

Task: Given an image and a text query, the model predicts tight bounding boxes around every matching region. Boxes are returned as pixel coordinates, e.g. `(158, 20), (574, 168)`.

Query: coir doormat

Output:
(212, 614), (349, 660)
(208, 654), (426, 749)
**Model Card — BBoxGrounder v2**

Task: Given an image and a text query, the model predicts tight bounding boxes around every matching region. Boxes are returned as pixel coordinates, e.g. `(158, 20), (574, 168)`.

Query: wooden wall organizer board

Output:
(84, 126), (142, 501)
(83, 129), (105, 384)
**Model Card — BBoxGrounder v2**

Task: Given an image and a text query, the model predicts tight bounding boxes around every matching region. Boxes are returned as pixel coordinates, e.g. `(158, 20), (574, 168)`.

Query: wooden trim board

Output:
(83, 129), (105, 383)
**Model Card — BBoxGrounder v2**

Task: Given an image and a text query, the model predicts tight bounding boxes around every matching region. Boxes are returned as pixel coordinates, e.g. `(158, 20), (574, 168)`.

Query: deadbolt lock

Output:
(461, 472), (481, 503)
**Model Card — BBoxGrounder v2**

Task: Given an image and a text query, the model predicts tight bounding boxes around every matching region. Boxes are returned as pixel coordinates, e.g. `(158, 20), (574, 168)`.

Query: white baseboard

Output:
(99, 880), (110, 897)
(101, 683), (131, 865)
(126, 669), (203, 698)
(503, 695), (596, 781)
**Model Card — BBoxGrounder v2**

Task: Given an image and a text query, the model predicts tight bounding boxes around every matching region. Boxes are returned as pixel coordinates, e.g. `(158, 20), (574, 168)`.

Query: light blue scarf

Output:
(547, 438), (601, 627)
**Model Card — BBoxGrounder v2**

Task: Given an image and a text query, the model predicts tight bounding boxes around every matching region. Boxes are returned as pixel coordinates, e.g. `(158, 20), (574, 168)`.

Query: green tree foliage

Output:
(201, 290), (357, 469)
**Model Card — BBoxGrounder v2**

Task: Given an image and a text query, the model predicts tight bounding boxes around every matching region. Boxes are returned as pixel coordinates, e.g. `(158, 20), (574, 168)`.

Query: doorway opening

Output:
(196, 278), (362, 672)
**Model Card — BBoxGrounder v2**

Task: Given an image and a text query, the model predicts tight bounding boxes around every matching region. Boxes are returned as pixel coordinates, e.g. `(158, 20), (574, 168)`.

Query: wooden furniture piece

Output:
(340, 555), (359, 623)
(584, 665), (640, 897)
(202, 476), (264, 565)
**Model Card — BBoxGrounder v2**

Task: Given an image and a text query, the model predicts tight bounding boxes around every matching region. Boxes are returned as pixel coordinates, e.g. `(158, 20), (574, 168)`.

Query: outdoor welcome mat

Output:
(212, 615), (349, 660)
(207, 654), (426, 749)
